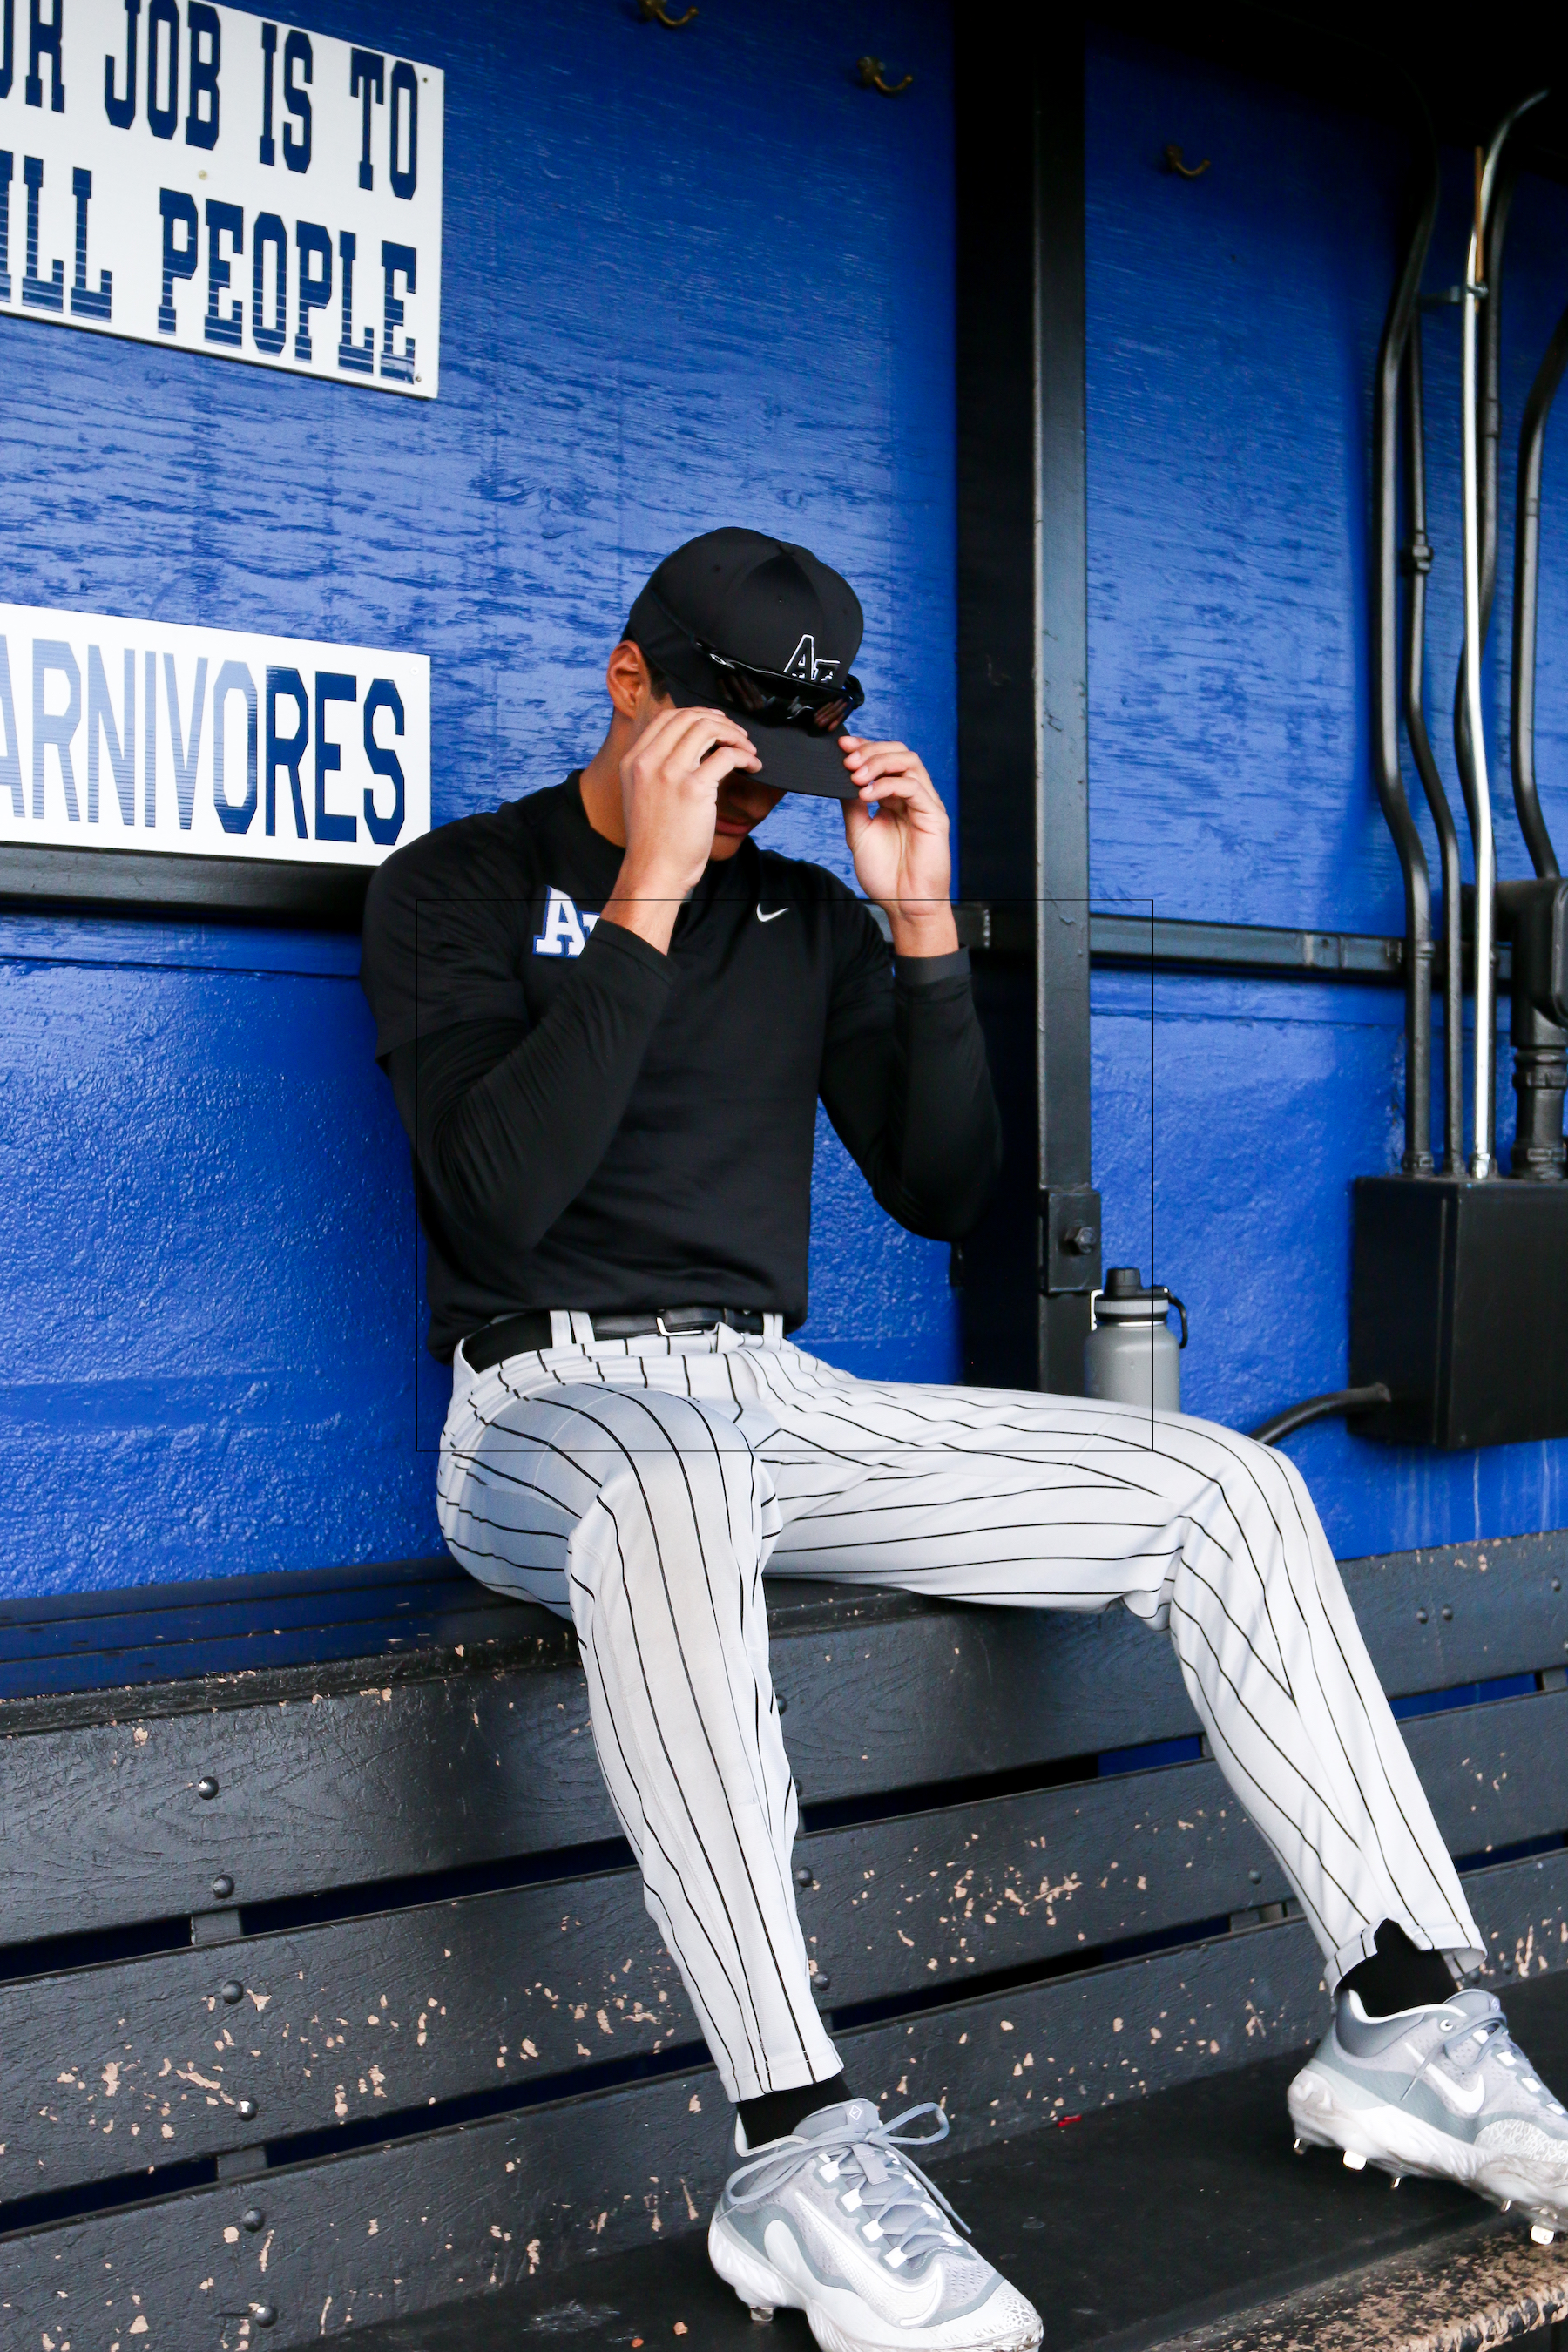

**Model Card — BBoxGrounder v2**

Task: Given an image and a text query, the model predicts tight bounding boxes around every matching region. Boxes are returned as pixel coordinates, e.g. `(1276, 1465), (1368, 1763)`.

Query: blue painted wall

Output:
(12, 11), (1568, 1597)
(0, 0), (956, 1597)
(1085, 33), (1568, 1558)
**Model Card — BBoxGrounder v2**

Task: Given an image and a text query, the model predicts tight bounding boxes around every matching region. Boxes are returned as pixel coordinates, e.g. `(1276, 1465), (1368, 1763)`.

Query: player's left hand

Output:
(840, 739), (960, 957)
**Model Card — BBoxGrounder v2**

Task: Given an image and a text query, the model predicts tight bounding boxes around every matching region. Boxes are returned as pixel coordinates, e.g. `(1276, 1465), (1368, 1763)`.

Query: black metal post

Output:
(955, 11), (1097, 1393)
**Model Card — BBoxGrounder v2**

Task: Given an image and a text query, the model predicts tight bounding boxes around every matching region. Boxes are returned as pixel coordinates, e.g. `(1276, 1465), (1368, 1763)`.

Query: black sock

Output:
(739, 2073), (851, 2147)
(1339, 1920), (1457, 2018)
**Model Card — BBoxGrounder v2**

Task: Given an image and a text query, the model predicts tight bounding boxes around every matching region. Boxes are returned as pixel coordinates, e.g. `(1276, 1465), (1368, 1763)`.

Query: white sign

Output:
(0, 599), (430, 863)
(0, 0), (442, 395)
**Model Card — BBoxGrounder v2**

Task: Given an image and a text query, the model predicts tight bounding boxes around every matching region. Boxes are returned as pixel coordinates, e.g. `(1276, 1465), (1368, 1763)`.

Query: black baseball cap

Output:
(625, 528), (866, 801)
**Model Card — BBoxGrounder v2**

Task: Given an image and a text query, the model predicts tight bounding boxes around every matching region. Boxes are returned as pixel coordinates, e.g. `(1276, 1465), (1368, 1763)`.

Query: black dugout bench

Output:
(4, 1538), (1568, 2349)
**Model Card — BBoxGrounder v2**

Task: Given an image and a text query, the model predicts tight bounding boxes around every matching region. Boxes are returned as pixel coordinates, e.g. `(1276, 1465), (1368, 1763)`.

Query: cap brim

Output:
(746, 721), (859, 800)
(666, 687), (858, 800)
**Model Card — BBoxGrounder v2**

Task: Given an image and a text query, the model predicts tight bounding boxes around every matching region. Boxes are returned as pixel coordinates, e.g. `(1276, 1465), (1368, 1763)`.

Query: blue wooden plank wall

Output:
(9, 11), (1568, 1598)
(0, 0), (956, 1595)
(1086, 33), (1568, 1558)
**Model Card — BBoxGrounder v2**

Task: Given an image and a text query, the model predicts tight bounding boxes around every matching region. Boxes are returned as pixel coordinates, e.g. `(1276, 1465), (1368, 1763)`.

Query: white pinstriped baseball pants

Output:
(437, 1325), (1484, 2104)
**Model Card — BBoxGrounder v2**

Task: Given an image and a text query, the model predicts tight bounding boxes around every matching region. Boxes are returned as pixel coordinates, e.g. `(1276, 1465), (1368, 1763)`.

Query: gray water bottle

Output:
(1085, 1267), (1187, 1411)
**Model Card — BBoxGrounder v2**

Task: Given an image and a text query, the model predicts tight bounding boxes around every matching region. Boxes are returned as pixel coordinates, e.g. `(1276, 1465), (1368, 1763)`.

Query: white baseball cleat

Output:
(1288, 1985), (1568, 2242)
(708, 2099), (1043, 2351)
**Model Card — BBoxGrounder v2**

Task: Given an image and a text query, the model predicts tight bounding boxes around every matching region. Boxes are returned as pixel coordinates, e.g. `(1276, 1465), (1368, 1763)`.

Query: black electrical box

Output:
(1349, 1175), (1568, 1447)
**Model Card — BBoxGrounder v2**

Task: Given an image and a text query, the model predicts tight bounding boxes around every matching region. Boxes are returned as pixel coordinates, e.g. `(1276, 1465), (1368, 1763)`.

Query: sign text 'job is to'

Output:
(0, 0), (444, 395)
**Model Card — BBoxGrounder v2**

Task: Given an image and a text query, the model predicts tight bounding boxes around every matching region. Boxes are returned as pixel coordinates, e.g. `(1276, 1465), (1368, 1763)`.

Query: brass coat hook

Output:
(857, 56), (913, 95)
(1162, 144), (1211, 178)
(639, 0), (697, 24)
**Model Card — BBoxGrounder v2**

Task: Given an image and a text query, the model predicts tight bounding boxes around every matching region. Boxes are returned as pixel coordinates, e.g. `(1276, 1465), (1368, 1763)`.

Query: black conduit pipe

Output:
(1448, 152), (1520, 1180)
(1511, 298), (1568, 881)
(1480, 159), (1518, 639)
(1452, 156), (1520, 825)
(1448, 102), (1550, 1178)
(1504, 276), (1568, 1179)
(1248, 1385), (1392, 1447)
(1373, 111), (1441, 1175)
(1402, 320), (1466, 1171)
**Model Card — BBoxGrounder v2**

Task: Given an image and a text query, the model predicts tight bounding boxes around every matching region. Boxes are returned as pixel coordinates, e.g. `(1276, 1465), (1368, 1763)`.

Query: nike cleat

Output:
(1288, 1986), (1568, 2241)
(708, 2099), (1042, 2351)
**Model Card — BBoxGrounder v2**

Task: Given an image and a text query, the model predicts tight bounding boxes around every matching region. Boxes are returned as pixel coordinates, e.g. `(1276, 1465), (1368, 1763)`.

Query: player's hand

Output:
(840, 739), (960, 958)
(603, 706), (761, 953)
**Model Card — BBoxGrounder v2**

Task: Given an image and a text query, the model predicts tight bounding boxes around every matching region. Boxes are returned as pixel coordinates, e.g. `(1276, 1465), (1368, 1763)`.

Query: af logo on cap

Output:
(783, 634), (840, 685)
(625, 530), (866, 797)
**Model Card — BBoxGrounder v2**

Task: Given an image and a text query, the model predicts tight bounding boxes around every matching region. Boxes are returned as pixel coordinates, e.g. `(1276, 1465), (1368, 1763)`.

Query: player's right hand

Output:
(618, 706), (761, 899)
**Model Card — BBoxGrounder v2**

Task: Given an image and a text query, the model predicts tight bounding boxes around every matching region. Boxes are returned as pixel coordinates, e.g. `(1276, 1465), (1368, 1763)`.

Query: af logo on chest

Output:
(533, 888), (601, 957)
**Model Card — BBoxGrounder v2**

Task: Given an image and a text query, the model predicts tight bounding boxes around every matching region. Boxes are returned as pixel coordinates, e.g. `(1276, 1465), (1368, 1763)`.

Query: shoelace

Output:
(727, 2103), (970, 2266)
(1430, 2003), (1564, 2112)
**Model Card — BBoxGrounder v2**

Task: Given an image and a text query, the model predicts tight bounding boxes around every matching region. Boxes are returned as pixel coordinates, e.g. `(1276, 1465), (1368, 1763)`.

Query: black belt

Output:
(462, 1306), (768, 1375)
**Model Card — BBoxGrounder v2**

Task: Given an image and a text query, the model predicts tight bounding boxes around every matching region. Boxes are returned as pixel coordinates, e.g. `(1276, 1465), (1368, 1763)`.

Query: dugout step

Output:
(347, 1970), (1568, 2352)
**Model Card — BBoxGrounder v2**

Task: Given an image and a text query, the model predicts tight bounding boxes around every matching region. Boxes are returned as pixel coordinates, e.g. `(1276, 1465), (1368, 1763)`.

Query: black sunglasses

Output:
(650, 593), (865, 735)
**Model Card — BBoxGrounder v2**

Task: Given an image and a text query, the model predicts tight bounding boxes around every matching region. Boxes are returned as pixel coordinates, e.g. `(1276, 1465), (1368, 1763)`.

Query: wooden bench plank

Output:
(9, 1846), (1565, 2348)
(1342, 1532), (1568, 1696)
(838, 1845), (1568, 2151)
(0, 1870), (687, 2196)
(0, 1559), (526, 1693)
(1, 1531), (1563, 1713)
(0, 1766), (1268, 2197)
(1, 1586), (1194, 1948)
(0, 1657), (600, 1949)
(808, 1686), (1568, 2011)
(6, 1691), (1565, 2202)
(0, 1747), (1267, 2198)
(3, 1543), (1565, 1951)
(1410, 1686), (1568, 1858)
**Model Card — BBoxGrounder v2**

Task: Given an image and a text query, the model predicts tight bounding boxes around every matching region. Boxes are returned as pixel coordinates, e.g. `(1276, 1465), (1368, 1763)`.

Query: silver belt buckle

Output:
(656, 1311), (713, 1338)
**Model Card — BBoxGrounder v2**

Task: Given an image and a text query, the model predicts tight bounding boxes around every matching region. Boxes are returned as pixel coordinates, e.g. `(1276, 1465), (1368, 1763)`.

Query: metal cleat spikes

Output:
(1531, 2225), (1556, 2247)
(1342, 2149), (1367, 2171)
(1390, 2174), (1402, 2189)
(1502, 2201), (1511, 2212)
(749, 2308), (776, 2325)
(1294, 2138), (1305, 2155)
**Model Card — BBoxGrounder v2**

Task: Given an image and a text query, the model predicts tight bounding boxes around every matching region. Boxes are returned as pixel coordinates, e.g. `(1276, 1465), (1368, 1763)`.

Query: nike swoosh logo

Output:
(756, 906), (789, 923)
(1423, 2064), (1486, 2117)
(786, 2207), (947, 2326)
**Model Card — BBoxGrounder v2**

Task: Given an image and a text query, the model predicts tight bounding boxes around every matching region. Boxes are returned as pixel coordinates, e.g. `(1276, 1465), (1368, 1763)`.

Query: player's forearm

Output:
(389, 924), (675, 1254)
(886, 966), (1003, 1233)
(598, 848), (687, 957)
(885, 904), (960, 960)
(821, 956), (1002, 1239)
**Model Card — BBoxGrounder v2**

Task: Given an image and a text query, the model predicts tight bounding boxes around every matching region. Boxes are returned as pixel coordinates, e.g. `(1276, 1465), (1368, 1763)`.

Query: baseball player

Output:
(362, 529), (1568, 2352)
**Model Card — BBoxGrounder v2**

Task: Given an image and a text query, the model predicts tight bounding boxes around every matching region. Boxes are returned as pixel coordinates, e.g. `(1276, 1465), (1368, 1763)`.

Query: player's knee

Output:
(578, 1395), (756, 1566)
(1228, 1427), (1315, 1521)
(1197, 1439), (1316, 1584)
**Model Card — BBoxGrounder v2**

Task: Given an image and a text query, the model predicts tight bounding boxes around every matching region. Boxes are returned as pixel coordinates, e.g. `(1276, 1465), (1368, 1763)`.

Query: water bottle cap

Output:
(1095, 1267), (1178, 1326)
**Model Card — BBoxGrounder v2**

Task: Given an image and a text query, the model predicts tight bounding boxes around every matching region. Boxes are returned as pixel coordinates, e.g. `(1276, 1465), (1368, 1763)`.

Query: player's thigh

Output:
(762, 1362), (1294, 1607)
(440, 1370), (772, 1609)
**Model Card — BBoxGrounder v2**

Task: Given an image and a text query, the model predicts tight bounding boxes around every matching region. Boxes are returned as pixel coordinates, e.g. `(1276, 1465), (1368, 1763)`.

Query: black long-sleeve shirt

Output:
(359, 774), (1002, 1358)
